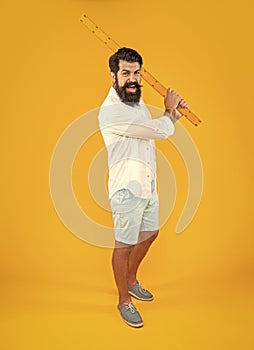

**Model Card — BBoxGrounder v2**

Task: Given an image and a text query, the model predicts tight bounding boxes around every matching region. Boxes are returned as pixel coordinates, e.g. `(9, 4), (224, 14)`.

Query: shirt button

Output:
(147, 175), (150, 178)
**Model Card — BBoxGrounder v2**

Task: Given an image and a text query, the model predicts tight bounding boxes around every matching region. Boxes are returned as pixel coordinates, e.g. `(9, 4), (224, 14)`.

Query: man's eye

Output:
(122, 71), (129, 76)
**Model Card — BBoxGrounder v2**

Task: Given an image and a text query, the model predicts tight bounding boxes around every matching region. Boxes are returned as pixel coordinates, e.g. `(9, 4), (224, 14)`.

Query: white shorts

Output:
(110, 183), (159, 245)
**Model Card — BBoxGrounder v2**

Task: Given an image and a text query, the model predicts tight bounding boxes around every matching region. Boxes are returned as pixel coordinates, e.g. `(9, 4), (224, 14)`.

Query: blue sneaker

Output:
(128, 281), (154, 301)
(117, 302), (143, 328)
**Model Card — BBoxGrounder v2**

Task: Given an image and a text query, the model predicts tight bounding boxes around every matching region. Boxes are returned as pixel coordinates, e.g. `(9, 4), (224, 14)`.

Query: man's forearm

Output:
(164, 108), (179, 124)
(105, 116), (175, 140)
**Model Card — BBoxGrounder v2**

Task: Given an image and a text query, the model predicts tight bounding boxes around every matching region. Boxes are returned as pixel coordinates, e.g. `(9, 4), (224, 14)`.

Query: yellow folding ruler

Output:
(80, 14), (202, 126)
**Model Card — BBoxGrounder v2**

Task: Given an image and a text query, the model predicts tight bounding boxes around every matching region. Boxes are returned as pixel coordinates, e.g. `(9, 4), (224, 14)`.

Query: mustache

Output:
(123, 82), (142, 89)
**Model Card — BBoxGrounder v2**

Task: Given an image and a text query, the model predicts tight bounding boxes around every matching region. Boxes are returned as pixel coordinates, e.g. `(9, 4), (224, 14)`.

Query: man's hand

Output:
(164, 88), (188, 121)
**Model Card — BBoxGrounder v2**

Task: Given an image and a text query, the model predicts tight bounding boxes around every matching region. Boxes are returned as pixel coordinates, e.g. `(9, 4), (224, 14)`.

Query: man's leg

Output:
(112, 241), (134, 305)
(128, 230), (159, 285)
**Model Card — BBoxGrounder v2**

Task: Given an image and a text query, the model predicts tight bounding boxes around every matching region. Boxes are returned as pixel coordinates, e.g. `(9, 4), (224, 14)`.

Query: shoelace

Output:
(138, 282), (147, 295)
(125, 302), (137, 314)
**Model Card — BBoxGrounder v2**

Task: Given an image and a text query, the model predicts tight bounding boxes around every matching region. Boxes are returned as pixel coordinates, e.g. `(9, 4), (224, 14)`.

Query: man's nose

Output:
(128, 74), (137, 82)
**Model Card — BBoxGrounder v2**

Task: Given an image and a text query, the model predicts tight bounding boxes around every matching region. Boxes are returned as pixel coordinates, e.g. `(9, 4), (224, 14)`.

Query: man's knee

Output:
(150, 229), (159, 241)
(138, 229), (159, 243)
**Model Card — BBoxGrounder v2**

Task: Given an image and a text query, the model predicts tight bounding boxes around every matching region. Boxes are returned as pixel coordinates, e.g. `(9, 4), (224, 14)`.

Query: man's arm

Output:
(99, 87), (188, 140)
(164, 88), (188, 123)
(164, 108), (178, 124)
(106, 116), (175, 140)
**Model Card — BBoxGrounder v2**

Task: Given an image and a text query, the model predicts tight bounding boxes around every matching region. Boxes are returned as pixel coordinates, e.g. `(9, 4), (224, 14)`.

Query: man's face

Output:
(113, 60), (142, 104)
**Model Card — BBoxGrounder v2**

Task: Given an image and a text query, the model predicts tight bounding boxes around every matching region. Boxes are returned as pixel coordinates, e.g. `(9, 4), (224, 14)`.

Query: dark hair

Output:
(109, 47), (143, 74)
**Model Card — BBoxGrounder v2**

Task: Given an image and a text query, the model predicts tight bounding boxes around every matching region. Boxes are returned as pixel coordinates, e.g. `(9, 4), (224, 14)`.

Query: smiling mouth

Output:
(125, 83), (137, 92)
(126, 87), (137, 93)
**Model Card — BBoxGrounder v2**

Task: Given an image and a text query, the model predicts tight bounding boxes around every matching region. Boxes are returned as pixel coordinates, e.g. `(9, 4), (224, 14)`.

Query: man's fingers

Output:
(166, 88), (187, 111)
(168, 88), (178, 96)
(178, 99), (188, 108)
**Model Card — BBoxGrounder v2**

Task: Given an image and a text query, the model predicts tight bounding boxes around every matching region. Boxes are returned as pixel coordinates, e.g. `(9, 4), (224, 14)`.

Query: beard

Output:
(115, 80), (142, 105)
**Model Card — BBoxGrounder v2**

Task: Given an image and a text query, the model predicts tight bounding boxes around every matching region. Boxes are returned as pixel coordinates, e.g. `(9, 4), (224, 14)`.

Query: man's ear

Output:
(110, 72), (116, 84)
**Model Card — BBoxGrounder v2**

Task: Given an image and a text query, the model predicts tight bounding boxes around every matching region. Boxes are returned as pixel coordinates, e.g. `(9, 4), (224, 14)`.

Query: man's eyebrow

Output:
(121, 69), (140, 73)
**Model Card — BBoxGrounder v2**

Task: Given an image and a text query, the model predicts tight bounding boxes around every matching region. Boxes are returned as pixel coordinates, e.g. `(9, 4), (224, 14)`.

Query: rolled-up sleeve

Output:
(99, 104), (175, 140)
(108, 117), (174, 140)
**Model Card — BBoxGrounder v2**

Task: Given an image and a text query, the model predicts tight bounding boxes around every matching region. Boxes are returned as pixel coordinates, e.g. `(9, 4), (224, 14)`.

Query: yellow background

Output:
(1, 0), (254, 349)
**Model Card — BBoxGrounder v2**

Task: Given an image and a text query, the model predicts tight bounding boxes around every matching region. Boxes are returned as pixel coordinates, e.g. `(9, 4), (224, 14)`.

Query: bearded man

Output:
(98, 47), (187, 327)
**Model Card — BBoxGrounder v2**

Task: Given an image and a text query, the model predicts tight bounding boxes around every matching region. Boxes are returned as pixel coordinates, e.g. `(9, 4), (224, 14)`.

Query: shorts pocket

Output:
(110, 189), (133, 213)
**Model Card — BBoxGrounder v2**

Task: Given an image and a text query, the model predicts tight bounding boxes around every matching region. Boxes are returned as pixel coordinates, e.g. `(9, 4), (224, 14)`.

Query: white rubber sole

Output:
(128, 290), (154, 301)
(125, 320), (144, 328)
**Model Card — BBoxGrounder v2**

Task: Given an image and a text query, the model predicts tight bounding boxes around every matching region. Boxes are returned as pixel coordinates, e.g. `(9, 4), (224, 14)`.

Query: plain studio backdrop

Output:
(1, 0), (253, 349)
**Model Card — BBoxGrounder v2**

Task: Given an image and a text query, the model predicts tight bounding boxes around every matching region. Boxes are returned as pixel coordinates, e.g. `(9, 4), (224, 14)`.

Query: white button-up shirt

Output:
(98, 87), (175, 199)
